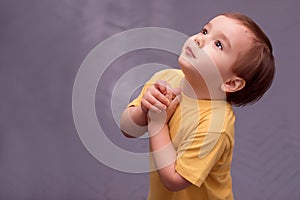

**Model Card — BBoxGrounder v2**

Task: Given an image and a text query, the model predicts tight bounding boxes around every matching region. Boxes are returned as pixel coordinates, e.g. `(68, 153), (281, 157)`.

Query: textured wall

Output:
(1, 0), (299, 199)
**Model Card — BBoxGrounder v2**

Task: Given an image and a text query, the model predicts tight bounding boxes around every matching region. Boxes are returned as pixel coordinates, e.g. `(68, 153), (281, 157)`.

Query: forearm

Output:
(120, 106), (148, 138)
(148, 123), (190, 191)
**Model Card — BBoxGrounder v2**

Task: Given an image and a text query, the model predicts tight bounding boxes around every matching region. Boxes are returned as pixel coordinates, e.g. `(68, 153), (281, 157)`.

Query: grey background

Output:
(1, 0), (299, 199)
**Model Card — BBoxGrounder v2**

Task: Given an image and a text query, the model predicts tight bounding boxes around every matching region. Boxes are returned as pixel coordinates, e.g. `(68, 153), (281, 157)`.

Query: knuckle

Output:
(152, 89), (159, 96)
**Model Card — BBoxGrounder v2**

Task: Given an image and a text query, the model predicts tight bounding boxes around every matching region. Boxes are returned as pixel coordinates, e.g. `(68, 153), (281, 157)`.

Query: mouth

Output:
(185, 46), (196, 58)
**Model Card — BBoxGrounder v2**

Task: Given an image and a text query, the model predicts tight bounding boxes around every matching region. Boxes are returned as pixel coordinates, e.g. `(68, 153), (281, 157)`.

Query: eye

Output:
(215, 40), (223, 50)
(201, 28), (208, 35)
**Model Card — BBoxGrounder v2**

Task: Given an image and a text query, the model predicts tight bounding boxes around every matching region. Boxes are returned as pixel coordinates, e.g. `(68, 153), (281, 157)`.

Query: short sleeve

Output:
(127, 82), (148, 108)
(175, 132), (229, 187)
(128, 81), (154, 108)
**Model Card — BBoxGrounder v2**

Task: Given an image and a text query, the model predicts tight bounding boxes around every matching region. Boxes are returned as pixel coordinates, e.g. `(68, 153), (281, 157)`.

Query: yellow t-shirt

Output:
(129, 69), (235, 200)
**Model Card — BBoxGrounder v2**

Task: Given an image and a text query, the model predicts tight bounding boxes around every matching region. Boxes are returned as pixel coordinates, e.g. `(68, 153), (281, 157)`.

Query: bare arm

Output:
(120, 105), (148, 138)
(148, 93), (191, 191)
(149, 124), (191, 191)
(120, 80), (189, 189)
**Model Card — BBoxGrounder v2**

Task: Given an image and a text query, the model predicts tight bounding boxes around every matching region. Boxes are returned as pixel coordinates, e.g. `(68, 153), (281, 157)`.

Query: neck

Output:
(180, 77), (226, 101)
(180, 77), (210, 100)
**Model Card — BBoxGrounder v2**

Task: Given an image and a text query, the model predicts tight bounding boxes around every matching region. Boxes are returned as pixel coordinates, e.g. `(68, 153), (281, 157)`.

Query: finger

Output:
(156, 81), (176, 102)
(142, 99), (162, 113)
(149, 105), (163, 113)
(144, 92), (167, 110)
(150, 86), (170, 106)
(165, 88), (173, 101)
(166, 87), (181, 100)
(171, 93), (182, 107)
(165, 94), (181, 121)
(155, 81), (168, 95)
(172, 88), (181, 96)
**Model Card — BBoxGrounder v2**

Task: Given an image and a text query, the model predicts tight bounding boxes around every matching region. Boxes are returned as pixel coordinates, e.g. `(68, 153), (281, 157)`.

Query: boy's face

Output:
(178, 15), (254, 92)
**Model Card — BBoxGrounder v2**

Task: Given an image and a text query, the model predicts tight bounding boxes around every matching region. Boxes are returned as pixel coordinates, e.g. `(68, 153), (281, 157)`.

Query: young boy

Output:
(120, 12), (275, 200)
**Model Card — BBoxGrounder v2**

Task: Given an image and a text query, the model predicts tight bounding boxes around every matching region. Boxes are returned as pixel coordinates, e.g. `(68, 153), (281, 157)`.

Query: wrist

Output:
(126, 105), (148, 127)
(148, 113), (168, 137)
(137, 105), (148, 123)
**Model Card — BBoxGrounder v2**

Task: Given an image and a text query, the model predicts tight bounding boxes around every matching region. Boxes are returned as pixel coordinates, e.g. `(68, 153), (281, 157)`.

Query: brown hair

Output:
(222, 12), (275, 106)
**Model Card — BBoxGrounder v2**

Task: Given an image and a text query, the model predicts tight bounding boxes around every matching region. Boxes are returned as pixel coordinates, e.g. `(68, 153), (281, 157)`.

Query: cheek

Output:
(207, 51), (233, 80)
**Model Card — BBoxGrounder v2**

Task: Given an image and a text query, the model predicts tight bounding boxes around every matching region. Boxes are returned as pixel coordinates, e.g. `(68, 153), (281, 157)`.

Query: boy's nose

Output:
(194, 36), (205, 48)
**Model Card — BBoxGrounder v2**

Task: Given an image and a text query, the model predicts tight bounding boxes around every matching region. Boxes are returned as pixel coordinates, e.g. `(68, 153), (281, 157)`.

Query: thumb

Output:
(168, 93), (181, 110)
(165, 93), (181, 122)
(172, 88), (181, 96)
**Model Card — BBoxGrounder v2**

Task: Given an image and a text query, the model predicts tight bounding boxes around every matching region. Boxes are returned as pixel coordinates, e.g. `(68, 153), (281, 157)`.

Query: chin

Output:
(178, 55), (196, 73)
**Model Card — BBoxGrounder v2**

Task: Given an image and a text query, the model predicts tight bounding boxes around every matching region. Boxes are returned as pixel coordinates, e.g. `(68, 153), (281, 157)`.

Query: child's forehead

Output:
(207, 15), (252, 37)
(208, 15), (238, 26)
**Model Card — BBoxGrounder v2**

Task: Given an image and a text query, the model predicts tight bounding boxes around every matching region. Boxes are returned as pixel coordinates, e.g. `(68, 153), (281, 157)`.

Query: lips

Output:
(185, 46), (196, 58)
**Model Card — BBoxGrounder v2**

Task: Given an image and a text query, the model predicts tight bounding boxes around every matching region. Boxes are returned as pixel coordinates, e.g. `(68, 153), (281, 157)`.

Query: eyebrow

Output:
(205, 22), (232, 50)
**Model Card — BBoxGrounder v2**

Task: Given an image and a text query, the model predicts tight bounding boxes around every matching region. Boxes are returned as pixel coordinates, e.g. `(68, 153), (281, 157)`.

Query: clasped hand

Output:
(140, 81), (181, 131)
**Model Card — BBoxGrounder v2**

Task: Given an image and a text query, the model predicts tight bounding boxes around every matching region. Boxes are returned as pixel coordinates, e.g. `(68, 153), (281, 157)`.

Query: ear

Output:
(221, 77), (246, 93)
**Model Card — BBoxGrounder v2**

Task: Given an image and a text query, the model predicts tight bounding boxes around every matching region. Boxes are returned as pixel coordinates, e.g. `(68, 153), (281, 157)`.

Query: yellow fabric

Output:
(128, 69), (235, 200)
